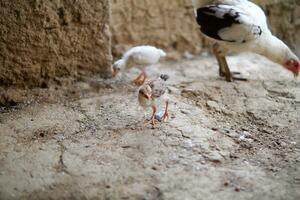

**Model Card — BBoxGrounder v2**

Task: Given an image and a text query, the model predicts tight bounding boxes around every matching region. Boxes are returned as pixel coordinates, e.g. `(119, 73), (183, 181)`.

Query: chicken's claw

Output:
(144, 118), (158, 127)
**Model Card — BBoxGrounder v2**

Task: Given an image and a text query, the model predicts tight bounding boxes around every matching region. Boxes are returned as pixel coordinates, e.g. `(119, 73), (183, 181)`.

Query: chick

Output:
(138, 74), (170, 127)
(112, 45), (167, 86)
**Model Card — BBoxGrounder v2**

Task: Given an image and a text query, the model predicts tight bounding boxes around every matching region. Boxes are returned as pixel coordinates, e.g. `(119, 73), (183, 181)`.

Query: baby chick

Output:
(138, 74), (170, 127)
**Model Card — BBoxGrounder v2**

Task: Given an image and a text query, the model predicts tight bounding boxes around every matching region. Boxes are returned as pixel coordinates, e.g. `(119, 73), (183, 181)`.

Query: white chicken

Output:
(112, 45), (167, 86)
(138, 74), (169, 127)
(191, 0), (300, 81)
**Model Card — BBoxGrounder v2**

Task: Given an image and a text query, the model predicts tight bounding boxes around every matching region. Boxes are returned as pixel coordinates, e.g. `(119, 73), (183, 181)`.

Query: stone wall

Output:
(0, 0), (111, 88)
(111, 0), (300, 57)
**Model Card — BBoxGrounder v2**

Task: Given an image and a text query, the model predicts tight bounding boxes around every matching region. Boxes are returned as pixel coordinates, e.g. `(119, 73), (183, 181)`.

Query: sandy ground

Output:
(1, 53), (300, 200)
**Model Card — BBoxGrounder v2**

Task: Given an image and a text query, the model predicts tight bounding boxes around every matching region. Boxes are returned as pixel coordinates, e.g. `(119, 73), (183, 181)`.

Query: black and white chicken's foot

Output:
(213, 43), (247, 82)
(221, 71), (242, 76)
(219, 69), (247, 81)
(231, 72), (248, 81)
(216, 54), (247, 81)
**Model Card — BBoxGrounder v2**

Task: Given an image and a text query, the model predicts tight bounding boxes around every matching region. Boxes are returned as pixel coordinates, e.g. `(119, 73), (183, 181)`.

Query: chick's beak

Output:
(111, 68), (119, 77)
(143, 93), (152, 100)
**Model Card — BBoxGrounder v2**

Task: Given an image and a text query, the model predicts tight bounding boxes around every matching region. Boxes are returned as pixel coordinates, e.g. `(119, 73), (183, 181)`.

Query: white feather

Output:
(114, 45), (166, 71)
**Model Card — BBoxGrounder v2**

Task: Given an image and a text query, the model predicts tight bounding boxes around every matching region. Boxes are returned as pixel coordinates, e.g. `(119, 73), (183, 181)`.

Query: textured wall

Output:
(111, 0), (300, 57)
(111, 0), (204, 57)
(0, 0), (111, 88)
(262, 0), (300, 56)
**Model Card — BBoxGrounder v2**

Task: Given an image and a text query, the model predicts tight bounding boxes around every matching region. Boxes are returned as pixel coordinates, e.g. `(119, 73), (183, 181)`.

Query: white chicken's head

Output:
(284, 59), (300, 77)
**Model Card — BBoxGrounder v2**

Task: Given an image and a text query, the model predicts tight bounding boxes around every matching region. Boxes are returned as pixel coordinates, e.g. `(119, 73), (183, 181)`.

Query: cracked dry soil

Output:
(0, 54), (300, 200)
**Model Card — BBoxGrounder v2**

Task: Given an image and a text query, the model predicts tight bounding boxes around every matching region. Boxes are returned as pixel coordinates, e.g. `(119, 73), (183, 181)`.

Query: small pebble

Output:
(207, 151), (223, 163)
(180, 109), (191, 115)
(242, 131), (252, 138)
(212, 127), (218, 131)
(155, 111), (164, 122)
(183, 51), (194, 60)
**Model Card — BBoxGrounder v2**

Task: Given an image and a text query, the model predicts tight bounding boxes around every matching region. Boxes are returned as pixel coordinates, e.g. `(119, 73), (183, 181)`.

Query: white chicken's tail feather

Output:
(158, 49), (167, 57)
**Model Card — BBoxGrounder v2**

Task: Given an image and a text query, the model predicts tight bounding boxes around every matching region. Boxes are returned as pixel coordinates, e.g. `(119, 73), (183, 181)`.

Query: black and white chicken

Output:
(192, 0), (300, 81)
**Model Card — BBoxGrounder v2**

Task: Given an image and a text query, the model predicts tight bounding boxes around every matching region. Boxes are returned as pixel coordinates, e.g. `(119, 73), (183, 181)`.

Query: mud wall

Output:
(111, 0), (204, 57)
(262, 0), (300, 56)
(0, 0), (111, 88)
(111, 0), (300, 57)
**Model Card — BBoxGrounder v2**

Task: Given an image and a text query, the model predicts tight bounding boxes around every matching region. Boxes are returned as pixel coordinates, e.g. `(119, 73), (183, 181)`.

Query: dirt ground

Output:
(1, 53), (300, 200)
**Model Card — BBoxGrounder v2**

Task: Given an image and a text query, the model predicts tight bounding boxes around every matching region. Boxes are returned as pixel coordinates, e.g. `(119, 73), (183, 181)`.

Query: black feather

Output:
(196, 5), (242, 42)
(160, 74), (169, 81)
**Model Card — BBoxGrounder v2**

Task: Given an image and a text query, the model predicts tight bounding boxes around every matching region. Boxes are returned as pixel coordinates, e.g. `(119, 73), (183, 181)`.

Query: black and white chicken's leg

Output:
(213, 44), (231, 81)
(213, 44), (247, 82)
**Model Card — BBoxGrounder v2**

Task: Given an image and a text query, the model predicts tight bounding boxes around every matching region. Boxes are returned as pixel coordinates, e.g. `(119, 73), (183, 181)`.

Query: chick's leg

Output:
(144, 106), (158, 127)
(162, 100), (169, 122)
